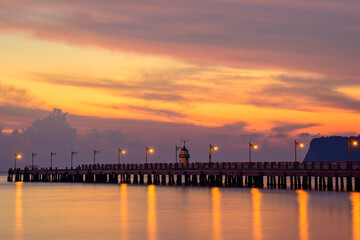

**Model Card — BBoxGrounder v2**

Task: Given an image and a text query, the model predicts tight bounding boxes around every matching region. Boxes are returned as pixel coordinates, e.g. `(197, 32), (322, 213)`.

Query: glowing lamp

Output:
(209, 144), (218, 163)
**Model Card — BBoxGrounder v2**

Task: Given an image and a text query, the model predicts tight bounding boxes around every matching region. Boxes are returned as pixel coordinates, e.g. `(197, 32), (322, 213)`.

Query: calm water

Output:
(1, 174), (359, 240)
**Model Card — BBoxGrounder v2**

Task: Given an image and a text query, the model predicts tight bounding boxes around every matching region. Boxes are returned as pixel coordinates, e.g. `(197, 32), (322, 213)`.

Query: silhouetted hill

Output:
(303, 136), (360, 162)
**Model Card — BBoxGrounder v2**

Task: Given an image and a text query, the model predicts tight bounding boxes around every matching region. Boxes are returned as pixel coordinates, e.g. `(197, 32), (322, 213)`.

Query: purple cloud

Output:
(0, 0), (359, 77)
(0, 108), (321, 170)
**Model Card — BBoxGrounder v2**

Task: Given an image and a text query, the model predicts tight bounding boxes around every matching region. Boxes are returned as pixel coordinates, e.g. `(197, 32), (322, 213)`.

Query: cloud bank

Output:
(0, 0), (359, 150)
(0, 0), (359, 77)
(0, 109), (320, 170)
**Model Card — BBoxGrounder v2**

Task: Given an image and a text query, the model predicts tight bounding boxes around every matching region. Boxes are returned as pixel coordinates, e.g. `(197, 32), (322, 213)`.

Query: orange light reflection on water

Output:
(251, 188), (262, 240)
(212, 187), (222, 240)
(148, 185), (157, 240)
(351, 192), (360, 240)
(120, 184), (128, 239)
(297, 190), (309, 240)
(15, 182), (23, 240)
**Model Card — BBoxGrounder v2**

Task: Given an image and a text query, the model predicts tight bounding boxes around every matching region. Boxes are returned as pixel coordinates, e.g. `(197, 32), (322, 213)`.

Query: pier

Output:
(7, 161), (360, 191)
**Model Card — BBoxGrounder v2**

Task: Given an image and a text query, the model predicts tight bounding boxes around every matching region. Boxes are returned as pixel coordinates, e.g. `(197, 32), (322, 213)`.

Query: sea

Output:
(0, 173), (359, 240)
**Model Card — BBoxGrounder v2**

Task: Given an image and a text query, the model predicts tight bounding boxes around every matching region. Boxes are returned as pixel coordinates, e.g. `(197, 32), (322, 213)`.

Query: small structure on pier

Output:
(179, 140), (190, 164)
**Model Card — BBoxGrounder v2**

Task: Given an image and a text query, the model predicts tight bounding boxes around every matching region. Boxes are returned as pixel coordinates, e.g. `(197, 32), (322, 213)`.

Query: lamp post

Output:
(175, 145), (181, 163)
(249, 142), (258, 162)
(118, 148), (126, 164)
(145, 146), (154, 163)
(93, 150), (100, 164)
(71, 151), (77, 169)
(32, 152), (38, 170)
(347, 137), (358, 162)
(14, 153), (22, 169)
(294, 140), (304, 162)
(50, 152), (56, 169)
(209, 144), (218, 163)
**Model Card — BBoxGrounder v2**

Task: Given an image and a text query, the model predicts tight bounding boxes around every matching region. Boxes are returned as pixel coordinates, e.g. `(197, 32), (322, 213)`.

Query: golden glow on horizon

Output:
(353, 141), (358, 147)
(350, 192), (360, 240)
(147, 185), (157, 240)
(1, 34), (360, 135)
(251, 188), (262, 240)
(15, 182), (23, 240)
(120, 184), (128, 240)
(297, 190), (309, 240)
(338, 87), (360, 101)
(212, 187), (222, 240)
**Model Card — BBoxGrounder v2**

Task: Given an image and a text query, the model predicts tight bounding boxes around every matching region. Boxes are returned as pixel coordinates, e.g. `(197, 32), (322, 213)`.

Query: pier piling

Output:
(7, 161), (360, 192)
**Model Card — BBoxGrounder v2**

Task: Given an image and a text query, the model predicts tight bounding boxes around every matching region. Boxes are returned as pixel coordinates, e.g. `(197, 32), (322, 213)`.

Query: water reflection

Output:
(212, 187), (222, 240)
(297, 190), (309, 240)
(251, 188), (262, 240)
(15, 182), (23, 240)
(351, 192), (360, 240)
(120, 184), (128, 239)
(148, 185), (157, 240)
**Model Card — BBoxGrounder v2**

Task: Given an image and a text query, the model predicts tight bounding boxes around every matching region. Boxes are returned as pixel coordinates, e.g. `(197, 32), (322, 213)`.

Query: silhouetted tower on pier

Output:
(179, 139), (190, 164)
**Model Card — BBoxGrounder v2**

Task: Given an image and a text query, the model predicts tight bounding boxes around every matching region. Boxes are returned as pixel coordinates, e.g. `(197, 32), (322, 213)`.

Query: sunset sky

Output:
(0, 0), (359, 168)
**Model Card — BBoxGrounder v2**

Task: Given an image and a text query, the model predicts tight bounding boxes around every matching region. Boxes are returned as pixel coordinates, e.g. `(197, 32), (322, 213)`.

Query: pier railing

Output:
(76, 161), (359, 171)
(8, 161), (360, 192)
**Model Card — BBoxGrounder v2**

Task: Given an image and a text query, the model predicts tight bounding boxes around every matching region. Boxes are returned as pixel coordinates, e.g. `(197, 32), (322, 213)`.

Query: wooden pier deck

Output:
(7, 161), (360, 191)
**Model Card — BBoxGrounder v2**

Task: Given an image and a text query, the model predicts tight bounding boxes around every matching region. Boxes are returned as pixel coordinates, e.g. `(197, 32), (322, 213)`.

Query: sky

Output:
(0, 0), (360, 169)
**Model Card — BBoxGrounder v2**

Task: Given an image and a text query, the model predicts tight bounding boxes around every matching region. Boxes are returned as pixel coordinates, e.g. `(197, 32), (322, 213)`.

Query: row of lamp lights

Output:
(13, 146), (153, 170)
(209, 142), (260, 163)
(13, 138), (358, 169)
(209, 138), (358, 163)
